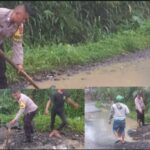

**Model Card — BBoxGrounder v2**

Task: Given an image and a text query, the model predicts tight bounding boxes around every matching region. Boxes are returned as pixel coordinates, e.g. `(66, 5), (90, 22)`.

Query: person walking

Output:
(45, 88), (79, 137)
(109, 95), (130, 144)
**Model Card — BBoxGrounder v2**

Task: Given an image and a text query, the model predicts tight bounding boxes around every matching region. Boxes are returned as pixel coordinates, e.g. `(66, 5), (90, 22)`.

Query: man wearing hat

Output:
(109, 95), (130, 144)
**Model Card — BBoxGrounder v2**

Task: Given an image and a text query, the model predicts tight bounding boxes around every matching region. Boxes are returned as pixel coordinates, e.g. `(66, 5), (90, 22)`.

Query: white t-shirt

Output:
(111, 102), (130, 120)
(134, 96), (145, 112)
(15, 93), (38, 120)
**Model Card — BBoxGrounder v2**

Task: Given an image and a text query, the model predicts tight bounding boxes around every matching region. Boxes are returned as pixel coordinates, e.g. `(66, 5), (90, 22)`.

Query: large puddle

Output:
(27, 57), (150, 89)
(85, 103), (137, 149)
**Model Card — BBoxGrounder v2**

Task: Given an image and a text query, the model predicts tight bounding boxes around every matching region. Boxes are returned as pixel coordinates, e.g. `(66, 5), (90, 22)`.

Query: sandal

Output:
(115, 140), (120, 144)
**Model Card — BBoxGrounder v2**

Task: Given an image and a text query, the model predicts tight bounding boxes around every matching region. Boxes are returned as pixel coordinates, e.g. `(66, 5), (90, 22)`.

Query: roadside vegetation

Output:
(0, 1), (149, 83)
(92, 87), (150, 122)
(0, 89), (84, 133)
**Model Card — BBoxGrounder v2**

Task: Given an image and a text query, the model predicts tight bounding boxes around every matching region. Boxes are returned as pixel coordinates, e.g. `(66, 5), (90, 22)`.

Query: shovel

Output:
(0, 49), (39, 89)
(3, 124), (11, 150)
(2, 122), (21, 150)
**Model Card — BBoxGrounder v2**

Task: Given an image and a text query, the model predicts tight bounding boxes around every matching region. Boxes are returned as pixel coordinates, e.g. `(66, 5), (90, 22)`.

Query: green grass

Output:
(6, 20), (150, 83)
(95, 100), (102, 108)
(128, 111), (150, 123)
(0, 114), (15, 124)
(128, 111), (137, 120)
(34, 115), (84, 133)
(0, 114), (84, 133)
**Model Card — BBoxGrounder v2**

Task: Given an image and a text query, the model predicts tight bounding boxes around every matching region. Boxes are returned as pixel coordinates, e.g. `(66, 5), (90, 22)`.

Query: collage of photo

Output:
(0, 1), (150, 150)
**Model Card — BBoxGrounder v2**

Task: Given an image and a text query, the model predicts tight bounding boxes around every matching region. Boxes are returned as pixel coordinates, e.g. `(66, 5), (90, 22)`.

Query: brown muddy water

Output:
(27, 56), (150, 89)
(85, 102), (137, 149)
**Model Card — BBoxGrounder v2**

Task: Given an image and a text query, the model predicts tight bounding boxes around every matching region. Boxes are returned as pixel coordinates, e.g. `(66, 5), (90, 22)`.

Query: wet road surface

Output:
(85, 102), (137, 149)
(27, 51), (150, 89)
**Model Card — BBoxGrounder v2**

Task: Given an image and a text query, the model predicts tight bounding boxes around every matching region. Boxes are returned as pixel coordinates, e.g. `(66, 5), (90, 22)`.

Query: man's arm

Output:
(135, 98), (142, 113)
(125, 105), (130, 115)
(141, 97), (145, 110)
(12, 24), (24, 72)
(15, 108), (25, 120)
(45, 99), (51, 115)
(9, 108), (25, 125)
(109, 106), (114, 124)
(10, 100), (26, 125)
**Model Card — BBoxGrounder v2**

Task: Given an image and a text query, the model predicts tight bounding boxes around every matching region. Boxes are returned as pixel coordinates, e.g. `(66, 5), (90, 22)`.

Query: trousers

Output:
(50, 109), (67, 131)
(23, 110), (37, 140)
(0, 43), (8, 89)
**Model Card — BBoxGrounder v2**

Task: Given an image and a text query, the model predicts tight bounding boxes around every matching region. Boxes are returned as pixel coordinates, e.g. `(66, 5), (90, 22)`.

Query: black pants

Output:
(0, 43), (8, 89)
(23, 110), (37, 140)
(50, 109), (67, 131)
(136, 110), (145, 126)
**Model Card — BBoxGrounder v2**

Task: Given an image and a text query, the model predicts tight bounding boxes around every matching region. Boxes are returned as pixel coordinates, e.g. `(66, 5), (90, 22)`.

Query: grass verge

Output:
(6, 20), (150, 82)
(0, 114), (84, 133)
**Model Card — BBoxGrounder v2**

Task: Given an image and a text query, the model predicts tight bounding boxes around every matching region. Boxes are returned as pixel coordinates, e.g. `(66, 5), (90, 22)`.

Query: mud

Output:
(128, 124), (150, 141)
(9, 49), (150, 89)
(0, 128), (84, 149)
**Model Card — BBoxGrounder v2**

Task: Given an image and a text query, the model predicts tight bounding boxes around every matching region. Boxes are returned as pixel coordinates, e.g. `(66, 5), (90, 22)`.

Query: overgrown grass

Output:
(95, 100), (102, 108)
(128, 111), (150, 123)
(0, 114), (84, 133)
(6, 20), (150, 83)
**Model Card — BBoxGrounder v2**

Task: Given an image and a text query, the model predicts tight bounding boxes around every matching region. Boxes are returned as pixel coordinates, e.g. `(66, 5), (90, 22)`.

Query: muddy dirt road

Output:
(25, 49), (150, 89)
(0, 128), (84, 149)
(85, 101), (150, 149)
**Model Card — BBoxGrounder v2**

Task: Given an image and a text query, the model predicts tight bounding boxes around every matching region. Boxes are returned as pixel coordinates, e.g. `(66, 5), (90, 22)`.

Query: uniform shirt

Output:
(135, 96), (145, 112)
(0, 8), (24, 65)
(50, 90), (70, 112)
(14, 93), (38, 121)
(110, 102), (130, 120)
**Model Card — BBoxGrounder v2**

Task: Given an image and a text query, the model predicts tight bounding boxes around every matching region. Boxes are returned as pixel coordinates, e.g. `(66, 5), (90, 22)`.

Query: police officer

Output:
(9, 88), (38, 143)
(45, 88), (79, 136)
(0, 4), (30, 89)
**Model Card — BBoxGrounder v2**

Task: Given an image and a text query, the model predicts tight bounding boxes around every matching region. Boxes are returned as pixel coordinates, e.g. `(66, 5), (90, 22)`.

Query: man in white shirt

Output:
(109, 95), (130, 144)
(0, 4), (30, 89)
(9, 88), (38, 143)
(134, 91), (145, 127)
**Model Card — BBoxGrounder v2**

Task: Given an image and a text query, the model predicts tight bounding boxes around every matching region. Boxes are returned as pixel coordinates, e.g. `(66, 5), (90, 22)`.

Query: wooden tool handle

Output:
(66, 98), (80, 109)
(0, 49), (40, 89)
(3, 128), (11, 150)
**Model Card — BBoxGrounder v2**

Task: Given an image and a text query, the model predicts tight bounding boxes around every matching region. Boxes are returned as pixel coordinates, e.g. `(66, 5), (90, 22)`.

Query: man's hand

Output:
(44, 109), (49, 115)
(17, 64), (24, 74)
(9, 119), (16, 125)
(139, 109), (143, 114)
(45, 100), (51, 115)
